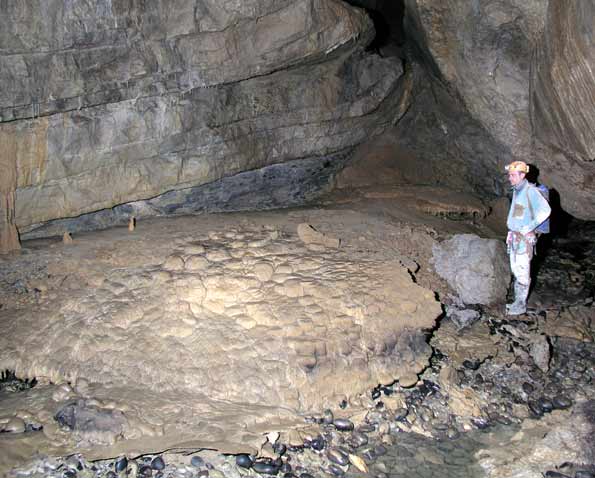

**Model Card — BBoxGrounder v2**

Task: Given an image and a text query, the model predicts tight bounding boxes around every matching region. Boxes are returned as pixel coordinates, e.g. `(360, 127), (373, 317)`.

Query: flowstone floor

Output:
(0, 207), (442, 470)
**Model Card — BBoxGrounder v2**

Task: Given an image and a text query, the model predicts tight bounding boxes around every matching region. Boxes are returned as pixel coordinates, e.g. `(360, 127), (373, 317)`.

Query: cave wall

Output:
(0, 0), (413, 235)
(2, 0), (594, 236)
(530, 0), (595, 218)
(400, 0), (595, 219)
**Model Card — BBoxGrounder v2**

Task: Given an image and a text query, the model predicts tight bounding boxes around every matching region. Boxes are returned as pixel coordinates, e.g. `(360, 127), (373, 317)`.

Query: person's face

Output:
(508, 171), (525, 186)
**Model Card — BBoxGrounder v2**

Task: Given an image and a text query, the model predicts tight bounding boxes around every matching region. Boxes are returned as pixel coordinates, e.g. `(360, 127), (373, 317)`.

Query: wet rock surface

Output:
(1, 209), (594, 477)
(0, 207), (441, 471)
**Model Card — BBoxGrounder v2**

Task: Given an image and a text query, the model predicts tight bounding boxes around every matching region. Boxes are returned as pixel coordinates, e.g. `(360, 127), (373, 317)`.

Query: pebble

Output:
(235, 454), (253, 469)
(191, 456), (206, 468)
(138, 464), (153, 477)
(311, 435), (326, 451)
(357, 423), (375, 433)
(373, 445), (387, 457)
(538, 397), (554, 413)
(575, 471), (595, 478)
(327, 464), (345, 476)
(151, 457), (165, 471)
(544, 472), (571, 478)
(552, 395), (572, 409)
(350, 431), (369, 447)
(471, 417), (490, 429)
(252, 461), (280, 475)
(327, 448), (349, 466)
(274, 443), (287, 456)
(333, 418), (354, 432)
(115, 456), (128, 473)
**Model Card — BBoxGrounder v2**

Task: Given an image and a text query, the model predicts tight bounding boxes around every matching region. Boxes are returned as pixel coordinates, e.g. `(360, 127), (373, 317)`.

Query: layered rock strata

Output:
(0, 0), (412, 233)
(530, 0), (595, 218)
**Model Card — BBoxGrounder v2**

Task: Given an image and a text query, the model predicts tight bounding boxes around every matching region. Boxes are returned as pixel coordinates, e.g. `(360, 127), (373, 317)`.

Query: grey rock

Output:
(0, 0), (416, 231)
(333, 419), (355, 432)
(21, 151), (350, 240)
(54, 399), (127, 441)
(432, 234), (509, 305)
(447, 306), (481, 330)
(529, 334), (551, 373)
(401, 0), (595, 220)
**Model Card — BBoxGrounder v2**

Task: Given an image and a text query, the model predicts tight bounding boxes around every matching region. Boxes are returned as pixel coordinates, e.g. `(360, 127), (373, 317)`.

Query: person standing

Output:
(505, 161), (551, 315)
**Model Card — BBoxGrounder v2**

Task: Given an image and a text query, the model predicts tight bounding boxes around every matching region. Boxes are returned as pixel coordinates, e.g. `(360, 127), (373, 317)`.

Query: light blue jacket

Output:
(507, 180), (551, 253)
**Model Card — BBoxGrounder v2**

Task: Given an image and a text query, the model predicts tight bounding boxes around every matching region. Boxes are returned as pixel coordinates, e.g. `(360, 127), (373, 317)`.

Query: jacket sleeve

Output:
(520, 187), (551, 234)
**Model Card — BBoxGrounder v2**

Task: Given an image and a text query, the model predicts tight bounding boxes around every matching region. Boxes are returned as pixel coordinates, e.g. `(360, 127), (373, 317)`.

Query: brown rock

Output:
(62, 232), (73, 244)
(0, 129), (20, 254)
(297, 224), (340, 248)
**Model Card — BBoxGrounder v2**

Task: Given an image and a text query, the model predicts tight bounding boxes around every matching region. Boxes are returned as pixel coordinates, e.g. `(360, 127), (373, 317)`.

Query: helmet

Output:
(505, 161), (529, 173)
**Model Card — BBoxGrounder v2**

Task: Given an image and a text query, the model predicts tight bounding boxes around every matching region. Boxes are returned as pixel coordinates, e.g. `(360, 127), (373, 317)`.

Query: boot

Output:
(506, 281), (530, 315)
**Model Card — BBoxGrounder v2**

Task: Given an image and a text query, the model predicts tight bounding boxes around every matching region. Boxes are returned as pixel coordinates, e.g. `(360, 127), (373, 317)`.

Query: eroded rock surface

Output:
(0, 0), (414, 230)
(0, 209), (441, 465)
(401, 0), (595, 219)
(530, 0), (595, 219)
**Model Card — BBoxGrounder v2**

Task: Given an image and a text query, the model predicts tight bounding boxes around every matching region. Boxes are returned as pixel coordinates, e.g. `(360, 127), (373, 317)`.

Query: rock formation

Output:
(0, 132), (20, 254)
(432, 234), (509, 306)
(530, 0), (595, 218)
(0, 0), (413, 233)
(400, 0), (595, 219)
(0, 210), (442, 462)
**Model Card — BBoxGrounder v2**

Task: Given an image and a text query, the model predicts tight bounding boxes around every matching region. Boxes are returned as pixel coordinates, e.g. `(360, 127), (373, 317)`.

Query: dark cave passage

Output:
(342, 0), (407, 53)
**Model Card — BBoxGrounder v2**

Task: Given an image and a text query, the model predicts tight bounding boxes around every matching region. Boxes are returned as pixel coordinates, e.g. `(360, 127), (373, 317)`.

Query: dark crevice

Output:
(342, 0), (407, 52)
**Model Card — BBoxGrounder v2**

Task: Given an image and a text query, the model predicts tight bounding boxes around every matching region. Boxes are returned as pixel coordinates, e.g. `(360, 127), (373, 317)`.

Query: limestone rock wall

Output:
(404, 0), (546, 164)
(401, 0), (595, 219)
(0, 0), (411, 230)
(530, 1), (595, 219)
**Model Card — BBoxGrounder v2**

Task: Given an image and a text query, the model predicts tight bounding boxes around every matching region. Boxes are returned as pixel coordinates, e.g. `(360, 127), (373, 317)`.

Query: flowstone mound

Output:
(0, 212), (441, 465)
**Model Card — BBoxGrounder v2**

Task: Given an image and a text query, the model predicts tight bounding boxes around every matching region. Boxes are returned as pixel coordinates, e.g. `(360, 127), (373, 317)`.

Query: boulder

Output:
(432, 234), (509, 305)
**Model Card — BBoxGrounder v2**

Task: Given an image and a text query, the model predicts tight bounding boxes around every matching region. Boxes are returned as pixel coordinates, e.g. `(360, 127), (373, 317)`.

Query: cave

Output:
(0, 1), (594, 476)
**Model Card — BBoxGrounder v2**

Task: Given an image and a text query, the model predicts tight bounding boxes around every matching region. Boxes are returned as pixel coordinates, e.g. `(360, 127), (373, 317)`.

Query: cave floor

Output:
(0, 187), (593, 477)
